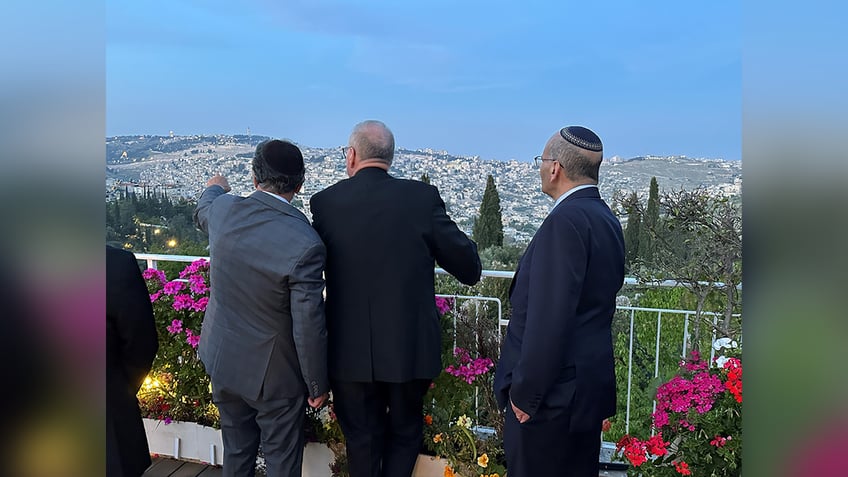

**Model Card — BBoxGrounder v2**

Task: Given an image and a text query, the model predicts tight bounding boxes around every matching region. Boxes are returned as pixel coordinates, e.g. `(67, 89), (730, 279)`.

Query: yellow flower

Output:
(433, 433), (443, 443)
(477, 453), (489, 468)
(456, 414), (473, 429)
(444, 465), (455, 477)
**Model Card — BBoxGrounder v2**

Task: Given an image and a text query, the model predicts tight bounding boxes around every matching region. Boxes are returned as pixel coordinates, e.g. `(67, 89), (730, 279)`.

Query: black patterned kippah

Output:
(256, 139), (304, 175)
(560, 126), (603, 152)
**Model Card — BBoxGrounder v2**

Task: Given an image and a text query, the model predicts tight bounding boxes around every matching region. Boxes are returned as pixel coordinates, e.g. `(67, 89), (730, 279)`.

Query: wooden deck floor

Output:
(143, 457), (222, 477)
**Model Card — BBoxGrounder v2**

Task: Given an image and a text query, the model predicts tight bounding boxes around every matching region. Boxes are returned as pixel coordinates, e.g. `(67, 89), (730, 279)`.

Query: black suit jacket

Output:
(310, 167), (482, 383)
(106, 246), (159, 477)
(494, 187), (625, 432)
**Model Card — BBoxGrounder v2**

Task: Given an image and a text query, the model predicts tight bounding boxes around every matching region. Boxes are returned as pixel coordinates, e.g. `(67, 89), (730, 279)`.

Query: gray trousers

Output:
(213, 385), (306, 477)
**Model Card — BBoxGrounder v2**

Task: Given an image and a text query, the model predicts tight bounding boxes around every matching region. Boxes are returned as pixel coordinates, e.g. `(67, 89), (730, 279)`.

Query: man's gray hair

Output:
(550, 140), (602, 183)
(350, 120), (395, 165)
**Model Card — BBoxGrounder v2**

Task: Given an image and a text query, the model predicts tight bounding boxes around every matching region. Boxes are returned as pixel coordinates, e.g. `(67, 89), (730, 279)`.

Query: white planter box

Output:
(412, 455), (450, 476)
(143, 418), (449, 476)
(144, 419), (225, 465)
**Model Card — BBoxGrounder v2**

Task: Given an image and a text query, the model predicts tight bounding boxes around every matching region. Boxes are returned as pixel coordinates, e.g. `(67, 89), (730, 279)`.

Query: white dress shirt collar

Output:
(261, 190), (290, 204)
(551, 184), (597, 213)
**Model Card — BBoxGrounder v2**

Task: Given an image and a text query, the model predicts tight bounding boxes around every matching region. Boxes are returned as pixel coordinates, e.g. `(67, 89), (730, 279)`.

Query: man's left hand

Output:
(510, 399), (530, 423)
(308, 393), (329, 409)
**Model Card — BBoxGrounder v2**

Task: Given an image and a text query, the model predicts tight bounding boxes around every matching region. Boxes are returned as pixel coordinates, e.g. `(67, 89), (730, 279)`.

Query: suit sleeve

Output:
(508, 217), (585, 417)
(109, 250), (159, 393)
(193, 185), (227, 234)
(429, 187), (482, 286)
(289, 241), (330, 398)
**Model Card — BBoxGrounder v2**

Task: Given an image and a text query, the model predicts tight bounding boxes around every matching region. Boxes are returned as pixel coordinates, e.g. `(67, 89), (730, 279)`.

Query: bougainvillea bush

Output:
(616, 340), (742, 476)
(137, 260), (218, 426)
(137, 267), (510, 476)
(421, 297), (507, 477)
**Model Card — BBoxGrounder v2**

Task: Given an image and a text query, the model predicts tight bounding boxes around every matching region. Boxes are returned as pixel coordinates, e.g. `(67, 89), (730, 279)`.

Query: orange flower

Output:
(444, 465), (455, 477)
(424, 414), (433, 425)
(477, 453), (489, 467)
(433, 433), (443, 443)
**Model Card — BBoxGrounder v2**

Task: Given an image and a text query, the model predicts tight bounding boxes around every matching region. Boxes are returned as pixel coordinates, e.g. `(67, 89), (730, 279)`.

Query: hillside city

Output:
(106, 134), (742, 243)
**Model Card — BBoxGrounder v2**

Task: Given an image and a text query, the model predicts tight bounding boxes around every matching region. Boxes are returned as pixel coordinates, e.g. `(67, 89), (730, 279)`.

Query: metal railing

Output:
(136, 253), (741, 435)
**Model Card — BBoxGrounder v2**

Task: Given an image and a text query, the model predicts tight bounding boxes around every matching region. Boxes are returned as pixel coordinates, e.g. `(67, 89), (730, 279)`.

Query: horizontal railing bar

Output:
(133, 254), (742, 290)
(617, 306), (741, 317)
(436, 267), (742, 289)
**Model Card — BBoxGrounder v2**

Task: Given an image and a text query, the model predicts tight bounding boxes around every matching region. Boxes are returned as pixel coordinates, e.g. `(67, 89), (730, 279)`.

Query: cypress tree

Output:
(640, 177), (660, 266)
(420, 173), (430, 184)
(623, 192), (642, 271)
(472, 174), (504, 249)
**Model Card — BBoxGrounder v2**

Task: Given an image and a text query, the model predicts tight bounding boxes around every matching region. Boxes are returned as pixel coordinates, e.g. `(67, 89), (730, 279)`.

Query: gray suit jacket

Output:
(194, 186), (329, 401)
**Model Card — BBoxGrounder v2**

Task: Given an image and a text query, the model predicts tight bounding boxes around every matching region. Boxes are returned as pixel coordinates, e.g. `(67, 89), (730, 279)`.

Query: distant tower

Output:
(169, 130), (175, 138)
(247, 127), (251, 139)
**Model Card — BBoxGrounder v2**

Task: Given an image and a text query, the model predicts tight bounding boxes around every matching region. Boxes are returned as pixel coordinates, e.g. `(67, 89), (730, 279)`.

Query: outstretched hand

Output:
(308, 392), (329, 409)
(207, 174), (231, 192)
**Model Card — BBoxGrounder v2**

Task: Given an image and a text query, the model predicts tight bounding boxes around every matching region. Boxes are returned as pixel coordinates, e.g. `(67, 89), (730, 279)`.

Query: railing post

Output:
(625, 309), (635, 435)
(709, 315), (719, 366)
(651, 311), (663, 436)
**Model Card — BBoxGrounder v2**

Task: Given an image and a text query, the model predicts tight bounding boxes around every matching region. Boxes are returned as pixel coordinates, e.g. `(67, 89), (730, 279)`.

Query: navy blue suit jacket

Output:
(494, 187), (624, 432)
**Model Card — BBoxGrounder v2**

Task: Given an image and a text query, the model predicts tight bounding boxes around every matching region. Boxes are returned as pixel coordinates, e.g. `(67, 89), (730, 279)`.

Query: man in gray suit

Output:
(194, 139), (329, 477)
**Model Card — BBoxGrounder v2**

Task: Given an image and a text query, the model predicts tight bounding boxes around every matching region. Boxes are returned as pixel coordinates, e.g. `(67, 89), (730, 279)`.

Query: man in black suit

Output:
(493, 126), (625, 476)
(106, 245), (159, 477)
(310, 120), (482, 477)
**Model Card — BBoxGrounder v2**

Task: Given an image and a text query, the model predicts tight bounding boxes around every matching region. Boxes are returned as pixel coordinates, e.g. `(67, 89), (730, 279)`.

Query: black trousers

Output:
(212, 385), (306, 477)
(331, 379), (431, 477)
(503, 404), (602, 477)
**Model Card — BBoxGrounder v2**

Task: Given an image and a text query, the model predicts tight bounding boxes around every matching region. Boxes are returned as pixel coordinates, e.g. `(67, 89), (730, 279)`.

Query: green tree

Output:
(420, 172), (430, 184)
(472, 175), (504, 250)
(622, 191), (642, 272)
(640, 176), (660, 266)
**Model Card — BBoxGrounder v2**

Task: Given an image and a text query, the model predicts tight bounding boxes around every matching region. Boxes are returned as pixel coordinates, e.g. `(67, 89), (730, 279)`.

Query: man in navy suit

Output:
(493, 126), (625, 476)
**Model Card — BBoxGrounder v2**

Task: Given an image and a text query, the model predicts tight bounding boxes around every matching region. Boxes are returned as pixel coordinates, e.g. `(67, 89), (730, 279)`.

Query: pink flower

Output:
(444, 347), (494, 384)
(188, 274), (208, 294)
(186, 329), (200, 348)
(652, 361), (724, 429)
(192, 297), (209, 312)
(179, 259), (209, 279)
(143, 268), (167, 284)
(435, 296), (453, 315)
(150, 291), (161, 303)
(172, 294), (195, 311)
(166, 319), (183, 334)
(163, 280), (185, 295)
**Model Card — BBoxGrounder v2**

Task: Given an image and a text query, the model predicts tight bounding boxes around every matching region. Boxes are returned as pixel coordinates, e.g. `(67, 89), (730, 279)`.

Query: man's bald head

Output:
(350, 120), (395, 166)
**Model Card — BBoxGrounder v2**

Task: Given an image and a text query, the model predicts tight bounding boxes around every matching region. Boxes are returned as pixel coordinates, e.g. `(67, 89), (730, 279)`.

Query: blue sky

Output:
(106, 0), (740, 161)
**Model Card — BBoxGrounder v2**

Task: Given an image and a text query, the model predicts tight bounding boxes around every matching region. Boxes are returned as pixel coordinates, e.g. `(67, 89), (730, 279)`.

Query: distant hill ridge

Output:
(107, 134), (733, 165)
